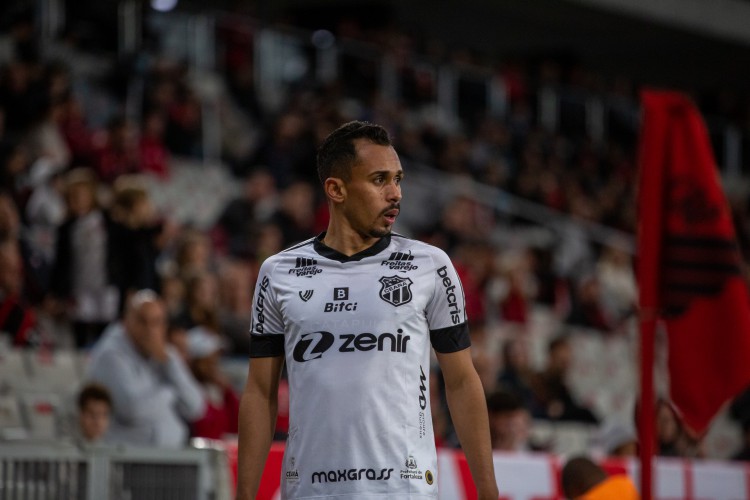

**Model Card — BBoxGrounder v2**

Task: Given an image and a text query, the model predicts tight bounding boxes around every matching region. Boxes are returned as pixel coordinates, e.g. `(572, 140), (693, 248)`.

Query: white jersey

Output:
(249, 233), (470, 499)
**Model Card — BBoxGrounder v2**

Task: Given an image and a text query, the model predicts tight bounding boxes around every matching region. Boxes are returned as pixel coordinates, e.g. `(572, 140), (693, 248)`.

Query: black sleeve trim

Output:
(430, 323), (471, 353)
(249, 334), (285, 358)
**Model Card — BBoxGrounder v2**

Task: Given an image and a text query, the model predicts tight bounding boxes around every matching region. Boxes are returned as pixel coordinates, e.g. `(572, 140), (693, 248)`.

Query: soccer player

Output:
(237, 121), (499, 499)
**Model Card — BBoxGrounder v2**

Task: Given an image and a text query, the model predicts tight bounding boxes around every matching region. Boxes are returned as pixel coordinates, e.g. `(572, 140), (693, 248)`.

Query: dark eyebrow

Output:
(368, 170), (404, 177)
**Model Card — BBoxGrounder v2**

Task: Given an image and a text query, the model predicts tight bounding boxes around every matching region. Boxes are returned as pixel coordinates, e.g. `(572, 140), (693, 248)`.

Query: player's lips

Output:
(383, 208), (399, 223)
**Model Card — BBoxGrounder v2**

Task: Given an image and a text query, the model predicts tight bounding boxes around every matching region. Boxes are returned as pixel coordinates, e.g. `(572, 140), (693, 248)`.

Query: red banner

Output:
(638, 90), (750, 435)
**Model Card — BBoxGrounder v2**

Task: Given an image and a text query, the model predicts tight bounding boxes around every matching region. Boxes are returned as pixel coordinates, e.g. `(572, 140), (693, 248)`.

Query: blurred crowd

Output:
(1, 4), (750, 460)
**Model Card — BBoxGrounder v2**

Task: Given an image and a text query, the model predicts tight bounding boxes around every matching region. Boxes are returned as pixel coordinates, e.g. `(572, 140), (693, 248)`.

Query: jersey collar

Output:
(313, 232), (391, 263)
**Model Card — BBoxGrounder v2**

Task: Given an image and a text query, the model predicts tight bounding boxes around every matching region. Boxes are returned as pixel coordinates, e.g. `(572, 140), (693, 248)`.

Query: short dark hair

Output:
(560, 456), (607, 498)
(316, 121), (391, 185)
(78, 383), (112, 411)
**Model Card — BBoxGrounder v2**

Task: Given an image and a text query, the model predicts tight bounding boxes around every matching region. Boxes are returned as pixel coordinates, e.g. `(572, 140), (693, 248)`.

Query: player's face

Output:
(343, 140), (403, 238)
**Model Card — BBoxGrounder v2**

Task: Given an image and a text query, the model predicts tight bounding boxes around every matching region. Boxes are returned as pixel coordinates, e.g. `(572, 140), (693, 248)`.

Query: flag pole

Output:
(639, 313), (657, 500)
(637, 90), (666, 500)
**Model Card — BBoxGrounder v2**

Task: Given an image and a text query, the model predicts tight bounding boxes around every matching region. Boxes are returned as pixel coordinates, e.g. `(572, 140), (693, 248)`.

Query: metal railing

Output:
(0, 442), (229, 500)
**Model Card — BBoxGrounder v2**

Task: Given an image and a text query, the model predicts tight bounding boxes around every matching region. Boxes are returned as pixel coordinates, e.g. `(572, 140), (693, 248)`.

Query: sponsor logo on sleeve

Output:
(381, 251), (419, 272)
(418, 365), (427, 438)
(436, 266), (462, 324)
(289, 257), (323, 278)
(378, 276), (413, 306)
(253, 276), (270, 333)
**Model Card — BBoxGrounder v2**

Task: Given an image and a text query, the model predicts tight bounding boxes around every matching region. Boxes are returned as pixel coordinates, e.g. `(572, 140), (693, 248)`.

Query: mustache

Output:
(381, 204), (401, 215)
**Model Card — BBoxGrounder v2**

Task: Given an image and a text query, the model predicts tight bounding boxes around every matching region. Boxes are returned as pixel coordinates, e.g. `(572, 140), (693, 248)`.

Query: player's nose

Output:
(386, 181), (401, 203)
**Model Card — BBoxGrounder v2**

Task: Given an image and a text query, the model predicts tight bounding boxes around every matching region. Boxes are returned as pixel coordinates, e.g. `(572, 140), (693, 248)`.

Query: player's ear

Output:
(324, 177), (346, 203)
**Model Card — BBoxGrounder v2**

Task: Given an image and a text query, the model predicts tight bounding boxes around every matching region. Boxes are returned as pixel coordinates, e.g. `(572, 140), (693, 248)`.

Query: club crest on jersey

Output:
(378, 276), (413, 307)
(299, 290), (314, 302)
(381, 251), (418, 272)
(290, 257), (323, 278)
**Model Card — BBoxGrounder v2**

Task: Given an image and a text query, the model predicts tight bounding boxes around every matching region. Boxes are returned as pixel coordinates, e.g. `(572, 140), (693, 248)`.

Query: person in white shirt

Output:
(237, 121), (498, 499)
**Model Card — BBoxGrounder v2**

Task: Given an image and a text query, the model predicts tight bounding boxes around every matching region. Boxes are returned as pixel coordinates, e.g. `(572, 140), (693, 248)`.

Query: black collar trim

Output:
(313, 232), (391, 263)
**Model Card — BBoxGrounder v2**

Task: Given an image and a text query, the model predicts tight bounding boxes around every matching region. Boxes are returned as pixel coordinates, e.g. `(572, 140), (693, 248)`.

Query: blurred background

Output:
(2, 0), (750, 497)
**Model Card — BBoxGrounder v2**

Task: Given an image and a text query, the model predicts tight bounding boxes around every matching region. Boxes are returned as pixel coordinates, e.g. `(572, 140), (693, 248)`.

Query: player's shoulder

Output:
(281, 236), (318, 255)
(390, 232), (450, 261)
(260, 237), (318, 270)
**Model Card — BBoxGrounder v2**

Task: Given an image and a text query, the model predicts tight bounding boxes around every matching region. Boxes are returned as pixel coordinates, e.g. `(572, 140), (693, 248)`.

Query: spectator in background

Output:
(531, 336), (599, 423)
(0, 240), (37, 346)
(0, 60), (42, 135)
(109, 176), (165, 302)
(269, 180), (317, 247)
(656, 398), (704, 458)
(497, 337), (539, 415)
(595, 242), (637, 325)
(50, 168), (119, 347)
(561, 456), (639, 500)
(24, 96), (71, 172)
(86, 290), (204, 448)
(24, 158), (66, 285)
(92, 116), (139, 184)
(186, 326), (239, 440)
(174, 230), (213, 279)
(76, 382), (111, 444)
(160, 272), (185, 318)
(251, 112), (314, 187)
(213, 168), (278, 258)
(139, 110), (170, 179)
(486, 389), (533, 452)
(0, 140), (30, 196)
(59, 94), (94, 167)
(566, 274), (614, 332)
(165, 87), (202, 158)
(173, 271), (221, 333)
(217, 260), (253, 355)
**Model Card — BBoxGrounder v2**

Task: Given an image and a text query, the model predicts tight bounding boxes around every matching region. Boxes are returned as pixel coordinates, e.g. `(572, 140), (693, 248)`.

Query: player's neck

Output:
(322, 219), (381, 257)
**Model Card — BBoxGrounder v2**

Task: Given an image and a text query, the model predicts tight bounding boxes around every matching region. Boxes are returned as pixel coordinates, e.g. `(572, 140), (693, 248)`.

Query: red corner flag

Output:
(638, 90), (750, 435)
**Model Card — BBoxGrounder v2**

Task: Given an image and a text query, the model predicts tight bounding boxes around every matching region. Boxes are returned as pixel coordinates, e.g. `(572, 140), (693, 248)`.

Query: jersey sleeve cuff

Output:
(430, 323), (471, 353)
(249, 334), (285, 357)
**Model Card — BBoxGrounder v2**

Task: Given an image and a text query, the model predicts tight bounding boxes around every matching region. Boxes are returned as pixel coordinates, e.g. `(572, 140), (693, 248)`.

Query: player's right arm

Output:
(236, 355), (284, 500)
(237, 258), (287, 500)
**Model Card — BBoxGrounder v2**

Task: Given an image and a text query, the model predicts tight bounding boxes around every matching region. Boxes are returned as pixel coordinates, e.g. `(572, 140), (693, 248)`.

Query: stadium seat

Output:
(25, 349), (82, 393)
(0, 393), (27, 440)
(19, 392), (63, 440)
(0, 348), (30, 392)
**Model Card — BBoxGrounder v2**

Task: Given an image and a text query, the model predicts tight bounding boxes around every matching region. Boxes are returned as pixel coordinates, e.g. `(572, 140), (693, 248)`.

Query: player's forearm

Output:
(236, 387), (278, 500)
(445, 375), (499, 500)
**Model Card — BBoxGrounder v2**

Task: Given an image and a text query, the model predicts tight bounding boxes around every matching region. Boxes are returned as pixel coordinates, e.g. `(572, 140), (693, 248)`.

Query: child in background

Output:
(77, 383), (112, 444)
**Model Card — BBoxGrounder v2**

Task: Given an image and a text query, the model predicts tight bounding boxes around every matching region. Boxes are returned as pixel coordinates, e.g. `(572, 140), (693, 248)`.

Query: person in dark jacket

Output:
(50, 168), (121, 347)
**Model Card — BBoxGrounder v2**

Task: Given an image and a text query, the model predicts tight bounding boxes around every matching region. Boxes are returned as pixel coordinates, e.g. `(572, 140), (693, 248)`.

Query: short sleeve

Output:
(425, 249), (471, 353)
(249, 257), (285, 357)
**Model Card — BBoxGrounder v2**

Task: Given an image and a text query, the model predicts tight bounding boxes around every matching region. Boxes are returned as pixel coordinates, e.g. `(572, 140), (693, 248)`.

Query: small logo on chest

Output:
(324, 287), (357, 312)
(289, 257), (323, 278)
(381, 251), (419, 272)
